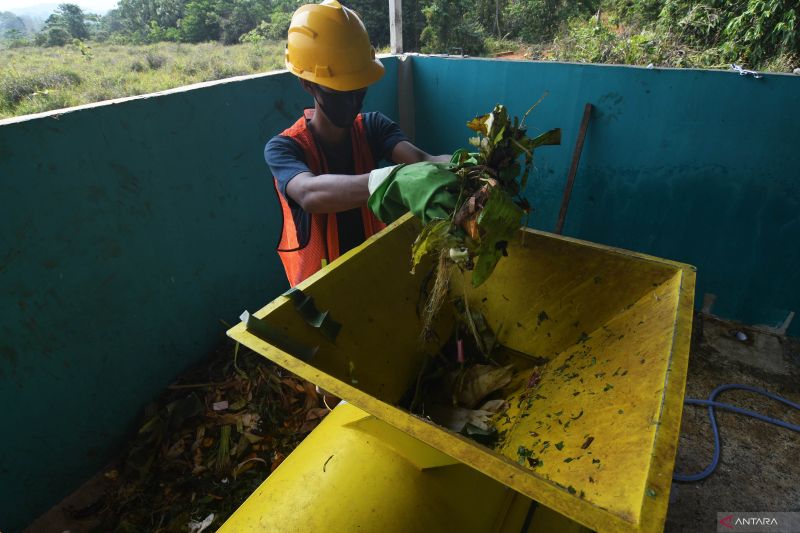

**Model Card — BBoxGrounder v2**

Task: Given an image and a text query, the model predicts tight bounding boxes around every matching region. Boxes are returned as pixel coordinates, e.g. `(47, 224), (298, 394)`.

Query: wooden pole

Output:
(555, 103), (593, 235)
(389, 0), (403, 54)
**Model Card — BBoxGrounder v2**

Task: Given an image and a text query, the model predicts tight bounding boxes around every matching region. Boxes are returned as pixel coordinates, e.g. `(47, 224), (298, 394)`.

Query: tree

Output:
(118, 0), (158, 32)
(656, 0), (800, 64)
(0, 11), (28, 36)
(221, 0), (270, 45)
(99, 8), (126, 34)
(420, 0), (486, 54)
(239, 11), (293, 42)
(180, 0), (223, 42)
(46, 26), (71, 46)
(347, 0), (390, 47)
(155, 0), (186, 28)
(45, 3), (89, 40)
(502, 0), (599, 43)
(474, 0), (507, 38)
(723, 0), (800, 63)
(116, 0), (187, 34)
(402, 0), (427, 51)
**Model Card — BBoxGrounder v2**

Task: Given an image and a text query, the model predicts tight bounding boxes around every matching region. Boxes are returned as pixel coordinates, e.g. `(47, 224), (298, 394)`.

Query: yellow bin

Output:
(226, 214), (695, 533)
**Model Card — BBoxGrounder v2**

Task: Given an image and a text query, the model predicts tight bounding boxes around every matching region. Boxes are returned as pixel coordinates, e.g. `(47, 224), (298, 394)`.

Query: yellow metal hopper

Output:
(226, 214), (695, 532)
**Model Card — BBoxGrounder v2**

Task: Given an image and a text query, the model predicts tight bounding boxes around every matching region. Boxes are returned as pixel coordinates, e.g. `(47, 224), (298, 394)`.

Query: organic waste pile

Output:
(403, 102), (560, 444)
(79, 341), (329, 532)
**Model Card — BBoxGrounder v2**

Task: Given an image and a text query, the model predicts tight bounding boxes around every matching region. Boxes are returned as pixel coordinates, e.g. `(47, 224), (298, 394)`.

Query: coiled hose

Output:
(673, 384), (800, 482)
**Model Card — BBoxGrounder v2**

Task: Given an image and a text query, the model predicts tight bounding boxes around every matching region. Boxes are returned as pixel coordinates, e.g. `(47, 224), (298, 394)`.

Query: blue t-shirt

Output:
(264, 111), (408, 254)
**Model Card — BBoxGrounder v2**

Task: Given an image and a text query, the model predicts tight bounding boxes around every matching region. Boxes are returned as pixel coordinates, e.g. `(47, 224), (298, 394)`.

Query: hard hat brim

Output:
(287, 58), (385, 92)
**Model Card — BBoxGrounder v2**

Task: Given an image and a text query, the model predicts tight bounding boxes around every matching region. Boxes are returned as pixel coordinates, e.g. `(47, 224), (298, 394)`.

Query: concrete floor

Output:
(664, 314), (800, 532)
(26, 314), (800, 533)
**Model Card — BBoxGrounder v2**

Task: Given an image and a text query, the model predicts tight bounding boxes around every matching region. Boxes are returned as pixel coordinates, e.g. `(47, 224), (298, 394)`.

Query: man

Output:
(265, 0), (450, 287)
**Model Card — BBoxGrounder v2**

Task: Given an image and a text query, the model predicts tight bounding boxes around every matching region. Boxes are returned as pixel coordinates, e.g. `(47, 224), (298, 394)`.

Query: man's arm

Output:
(268, 135), (369, 214)
(391, 140), (451, 164)
(286, 140), (450, 213)
(286, 171), (369, 214)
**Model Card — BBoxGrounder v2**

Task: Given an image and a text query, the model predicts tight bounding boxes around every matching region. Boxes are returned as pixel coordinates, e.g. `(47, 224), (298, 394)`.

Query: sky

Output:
(2, 0), (118, 13)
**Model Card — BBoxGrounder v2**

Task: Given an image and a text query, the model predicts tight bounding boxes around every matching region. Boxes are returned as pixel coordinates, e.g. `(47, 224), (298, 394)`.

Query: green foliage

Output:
(605, 0), (800, 67)
(414, 0), (600, 52)
(1, 11), (29, 37)
(146, 21), (182, 43)
(8, 0), (798, 74)
(658, 1), (725, 47)
(537, 0), (799, 70)
(722, 0), (799, 64)
(3, 29), (31, 48)
(0, 69), (81, 106)
(606, 0), (663, 26)
(145, 49), (167, 69)
(420, 0), (486, 54)
(473, 0), (505, 38)
(554, 16), (620, 63)
(118, 0), (163, 32)
(45, 4), (90, 40)
(348, 0), (390, 47)
(504, 0), (596, 42)
(221, 0), (271, 45)
(394, 0), (426, 50)
(181, 0), (223, 42)
(46, 26), (72, 47)
(239, 11), (293, 43)
(0, 41), (285, 118)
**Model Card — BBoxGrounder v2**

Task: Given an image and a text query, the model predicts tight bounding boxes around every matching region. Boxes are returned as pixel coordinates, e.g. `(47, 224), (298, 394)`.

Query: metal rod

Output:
(555, 103), (593, 235)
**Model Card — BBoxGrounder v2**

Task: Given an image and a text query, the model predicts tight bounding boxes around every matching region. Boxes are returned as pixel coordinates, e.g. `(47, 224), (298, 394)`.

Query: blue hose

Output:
(673, 384), (800, 482)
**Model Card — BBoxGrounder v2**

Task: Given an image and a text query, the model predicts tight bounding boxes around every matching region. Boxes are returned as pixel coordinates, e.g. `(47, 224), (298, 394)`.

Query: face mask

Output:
(314, 85), (367, 129)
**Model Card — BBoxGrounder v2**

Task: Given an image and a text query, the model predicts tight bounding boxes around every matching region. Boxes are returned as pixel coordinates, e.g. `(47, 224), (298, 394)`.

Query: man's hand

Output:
(367, 162), (460, 224)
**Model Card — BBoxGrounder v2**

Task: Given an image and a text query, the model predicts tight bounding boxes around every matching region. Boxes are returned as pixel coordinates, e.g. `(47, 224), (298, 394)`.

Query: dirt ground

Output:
(664, 314), (800, 532)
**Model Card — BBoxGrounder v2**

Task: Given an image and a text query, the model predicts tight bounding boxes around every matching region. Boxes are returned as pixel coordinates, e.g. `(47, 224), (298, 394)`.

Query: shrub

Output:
(239, 12), (293, 44)
(45, 27), (71, 47)
(722, 0), (800, 64)
(6, 37), (31, 49)
(107, 32), (132, 45)
(606, 0), (664, 27)
(503, 0), (600, 43)
(13, 89), (76, 115)
(553, 16), (618, 63)
(147, 21), (181, 43)
(0, 70), (82, 106)
(420, 0), (487, 55)
(145, 49), (167, 69)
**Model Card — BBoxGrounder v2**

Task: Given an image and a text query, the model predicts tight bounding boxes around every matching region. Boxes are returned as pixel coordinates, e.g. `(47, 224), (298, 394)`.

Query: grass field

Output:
(0, 41), (285, 119)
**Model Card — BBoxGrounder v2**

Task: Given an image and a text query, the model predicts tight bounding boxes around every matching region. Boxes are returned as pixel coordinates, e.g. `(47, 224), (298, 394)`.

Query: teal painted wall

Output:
(0, 57), (399, 531)
(411, 57), (800, 336)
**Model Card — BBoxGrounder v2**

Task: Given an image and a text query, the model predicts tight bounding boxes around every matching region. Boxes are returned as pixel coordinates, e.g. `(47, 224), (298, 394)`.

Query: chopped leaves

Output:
(95, 341), (328, 531)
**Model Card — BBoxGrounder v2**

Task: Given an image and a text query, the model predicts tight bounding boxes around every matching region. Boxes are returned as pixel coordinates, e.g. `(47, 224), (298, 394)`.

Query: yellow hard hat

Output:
(285, 0), (385, 91)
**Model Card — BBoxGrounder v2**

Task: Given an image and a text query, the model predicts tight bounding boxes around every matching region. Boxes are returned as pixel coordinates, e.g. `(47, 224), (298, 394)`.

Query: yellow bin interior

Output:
(228, 214), (695, 533)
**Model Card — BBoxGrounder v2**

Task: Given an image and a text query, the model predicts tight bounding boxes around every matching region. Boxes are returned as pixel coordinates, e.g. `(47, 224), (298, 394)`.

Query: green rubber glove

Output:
(367, 162), (461, 225)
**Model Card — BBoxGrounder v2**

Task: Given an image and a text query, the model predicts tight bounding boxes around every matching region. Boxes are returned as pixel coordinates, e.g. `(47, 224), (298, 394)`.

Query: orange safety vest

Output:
(274, 109), (386, 286)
